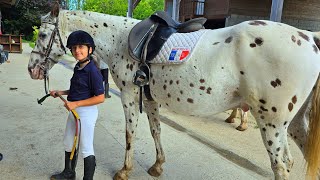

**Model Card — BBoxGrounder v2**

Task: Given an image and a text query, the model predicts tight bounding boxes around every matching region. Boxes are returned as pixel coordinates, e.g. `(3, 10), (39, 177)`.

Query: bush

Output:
(32, 26), (39, 42)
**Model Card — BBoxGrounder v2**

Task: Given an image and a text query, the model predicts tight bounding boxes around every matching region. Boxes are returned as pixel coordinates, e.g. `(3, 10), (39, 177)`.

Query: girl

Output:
(50, 30), (104, 180)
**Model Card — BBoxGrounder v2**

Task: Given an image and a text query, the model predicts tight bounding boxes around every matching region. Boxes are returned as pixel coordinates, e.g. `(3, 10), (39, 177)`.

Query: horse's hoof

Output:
(113, 171), (128, 180)
(148, 165), (163, 177)
(236, 125), (248, 131)
(225, 118), (235, 123)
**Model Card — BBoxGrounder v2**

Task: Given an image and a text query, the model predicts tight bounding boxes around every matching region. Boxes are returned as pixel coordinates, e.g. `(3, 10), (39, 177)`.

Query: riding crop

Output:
(37, 93), (80, 160)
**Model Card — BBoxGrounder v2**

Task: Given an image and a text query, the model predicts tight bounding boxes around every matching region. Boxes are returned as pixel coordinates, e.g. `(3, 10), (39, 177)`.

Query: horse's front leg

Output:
(236, 103), (249, 131)
(114, 89), (139, 180)
(143, 100), (165, 177)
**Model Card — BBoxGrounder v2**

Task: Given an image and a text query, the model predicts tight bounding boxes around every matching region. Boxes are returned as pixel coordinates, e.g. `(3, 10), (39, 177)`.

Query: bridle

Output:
(31, 17), (67, 94)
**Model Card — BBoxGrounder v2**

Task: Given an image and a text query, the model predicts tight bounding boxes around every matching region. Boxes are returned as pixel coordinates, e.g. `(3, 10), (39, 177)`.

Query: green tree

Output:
(82, 0), (164, 20)
(2, 0), (54, 40)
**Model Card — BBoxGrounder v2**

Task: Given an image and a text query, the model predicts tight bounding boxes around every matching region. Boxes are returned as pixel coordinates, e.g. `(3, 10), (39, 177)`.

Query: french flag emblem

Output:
(168, 48), (190, 61)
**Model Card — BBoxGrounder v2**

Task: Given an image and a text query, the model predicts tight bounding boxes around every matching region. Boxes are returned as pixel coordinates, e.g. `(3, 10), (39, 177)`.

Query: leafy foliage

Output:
(82, 0), (164, 20)
(1, 0), (163, 40)
(1, 0), (52, 40)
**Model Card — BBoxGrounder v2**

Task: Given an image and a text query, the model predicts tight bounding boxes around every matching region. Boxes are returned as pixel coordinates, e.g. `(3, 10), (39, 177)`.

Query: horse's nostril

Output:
(28, 67), (32, 74)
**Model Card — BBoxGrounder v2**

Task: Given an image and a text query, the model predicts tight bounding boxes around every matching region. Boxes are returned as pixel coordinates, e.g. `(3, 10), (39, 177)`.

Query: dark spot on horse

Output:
(272, 107), (277, 112)
(190, 83), (194, 87)
(200, 79), (205, 83)
(129, 119), (132, 123)
(103, 23), (108, 27)
(262, 128), (266, 131)
(250, 43), (256, 48)
(313, 44), (319, 54)
(187, 98), (194, 103)
(213, 42), (220, 45)
(129, 102), (132, 106)
(169, 80), (173, 85)
(167, 93), (171, 98)
(127, 143), (131, 150)
(221, 67), (224, 69)
(259, 99), (266, 104)
(298, 31), (309, 41)
(275, 78), (281, 86)
(249, 20), (267, 26)
(199, 86), (205, 90)
(122, 81), (126, 86)
(272, 125), (276, 128)
(163, 85), (167, 90)
(260, 115), (265, 119)
(255, 38), (263, 46)
(225, 36), (233, 43)
(129, 64), (133, 71)
(288, 103), (293, 112)
(292, 95), (297, 104)
(260, 106), (268, 111)
(240, 71), (244, 75)
(275, 132), (279, 137)
(176, 80), (179, 84)
(126, 64), (129, 69)
(124, 104), (128, 108)
(297, 40), (301, 46)
(180, 90), (183, 94)
(152, 79), (155, 85)
(206, 87), (212, 94)
(291, 35), (296, 43)
(162, 66), (164, 70)
(271, 81), (277, 88)
(94, 24), (98, 28)
(166, 103), (169, 106)
(268, 140), (273, 146)
(177, 98), (180, 102)
(258, 110), (263, 114)
(131, 113), (134, 116)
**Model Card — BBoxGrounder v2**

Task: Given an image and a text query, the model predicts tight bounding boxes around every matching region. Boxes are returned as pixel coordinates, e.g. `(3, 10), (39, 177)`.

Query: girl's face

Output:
(71, 44), (92, 61)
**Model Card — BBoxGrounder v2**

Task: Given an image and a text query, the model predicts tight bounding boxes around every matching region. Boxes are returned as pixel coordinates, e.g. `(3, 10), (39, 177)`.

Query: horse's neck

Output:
(59, 10), (139, 66)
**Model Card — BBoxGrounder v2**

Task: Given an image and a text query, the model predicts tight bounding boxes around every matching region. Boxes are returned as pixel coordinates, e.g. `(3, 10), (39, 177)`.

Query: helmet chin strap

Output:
(78, 58), (90, 64)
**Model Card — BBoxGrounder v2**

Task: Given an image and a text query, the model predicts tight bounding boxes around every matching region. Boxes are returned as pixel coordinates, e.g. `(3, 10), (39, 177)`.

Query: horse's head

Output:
(28, 2), (66, 80)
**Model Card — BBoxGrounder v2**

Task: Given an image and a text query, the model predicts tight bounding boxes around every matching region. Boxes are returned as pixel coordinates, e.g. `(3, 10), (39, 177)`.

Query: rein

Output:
(31, 17), (66, 94)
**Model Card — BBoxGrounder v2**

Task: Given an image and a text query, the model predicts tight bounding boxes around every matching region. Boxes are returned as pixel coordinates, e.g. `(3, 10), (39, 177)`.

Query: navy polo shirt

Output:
(67, 60), (104, 101)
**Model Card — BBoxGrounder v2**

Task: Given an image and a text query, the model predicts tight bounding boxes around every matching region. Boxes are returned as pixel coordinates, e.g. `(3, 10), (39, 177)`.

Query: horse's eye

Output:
(39, 33), (47, 39)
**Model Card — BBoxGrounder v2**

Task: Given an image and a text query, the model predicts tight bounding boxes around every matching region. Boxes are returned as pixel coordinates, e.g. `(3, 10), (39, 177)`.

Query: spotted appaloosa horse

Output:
(28, 3), (320, 180)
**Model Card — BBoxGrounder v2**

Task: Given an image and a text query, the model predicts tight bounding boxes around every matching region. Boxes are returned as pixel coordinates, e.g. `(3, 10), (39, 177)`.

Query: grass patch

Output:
(22, 39), (35, 48)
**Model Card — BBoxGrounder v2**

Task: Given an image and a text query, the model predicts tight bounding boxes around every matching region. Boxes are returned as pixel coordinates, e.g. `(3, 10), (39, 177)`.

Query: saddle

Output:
(128, 11), (207, 62)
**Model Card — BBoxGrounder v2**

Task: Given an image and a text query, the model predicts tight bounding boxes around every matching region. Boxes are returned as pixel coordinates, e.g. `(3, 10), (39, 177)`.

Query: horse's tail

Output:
(305, 74), (320, 179)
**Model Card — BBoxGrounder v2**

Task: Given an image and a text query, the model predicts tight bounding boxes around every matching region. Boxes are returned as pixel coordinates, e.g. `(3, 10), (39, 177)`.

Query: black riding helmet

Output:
(66, 30), (95, 53)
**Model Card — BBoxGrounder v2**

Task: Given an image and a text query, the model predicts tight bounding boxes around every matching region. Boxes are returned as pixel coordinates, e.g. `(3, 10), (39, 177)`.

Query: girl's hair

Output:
(89, 54), (100, 69)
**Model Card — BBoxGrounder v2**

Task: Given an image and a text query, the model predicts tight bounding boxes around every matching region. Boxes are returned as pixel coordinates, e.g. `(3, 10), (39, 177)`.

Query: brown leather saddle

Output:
(128, 11), (207, 62)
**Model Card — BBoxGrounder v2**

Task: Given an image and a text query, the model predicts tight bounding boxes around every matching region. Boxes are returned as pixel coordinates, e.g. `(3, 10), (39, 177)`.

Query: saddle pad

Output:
(149, 29), (207, 64)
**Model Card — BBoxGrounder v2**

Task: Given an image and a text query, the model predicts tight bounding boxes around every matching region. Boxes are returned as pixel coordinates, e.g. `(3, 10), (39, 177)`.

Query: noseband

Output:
(31, 17), (66, 94)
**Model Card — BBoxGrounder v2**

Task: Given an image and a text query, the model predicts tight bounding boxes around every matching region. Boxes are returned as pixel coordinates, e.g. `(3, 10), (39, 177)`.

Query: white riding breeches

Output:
(64, 105), (98, 158)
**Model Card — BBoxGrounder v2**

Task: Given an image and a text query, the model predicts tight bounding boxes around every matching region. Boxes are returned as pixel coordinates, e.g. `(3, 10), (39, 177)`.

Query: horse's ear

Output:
(51, 1), (60, 17)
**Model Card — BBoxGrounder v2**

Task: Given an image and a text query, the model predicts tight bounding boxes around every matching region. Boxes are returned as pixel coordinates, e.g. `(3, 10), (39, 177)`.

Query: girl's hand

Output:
(49, 90), (59, 98)
(64, 101), (78, 111)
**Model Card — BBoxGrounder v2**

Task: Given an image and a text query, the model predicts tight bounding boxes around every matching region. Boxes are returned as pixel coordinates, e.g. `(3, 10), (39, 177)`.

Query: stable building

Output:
(165, 0), (320, 31)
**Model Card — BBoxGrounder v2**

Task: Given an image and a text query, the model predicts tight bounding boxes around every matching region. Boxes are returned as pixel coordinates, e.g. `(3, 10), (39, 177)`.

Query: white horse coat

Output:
(28, 4), (320, 180)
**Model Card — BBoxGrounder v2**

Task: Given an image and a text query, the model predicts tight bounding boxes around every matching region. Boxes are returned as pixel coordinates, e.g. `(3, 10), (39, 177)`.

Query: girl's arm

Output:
(49, 90), (69, 97)
(65, 94), (105, 111)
